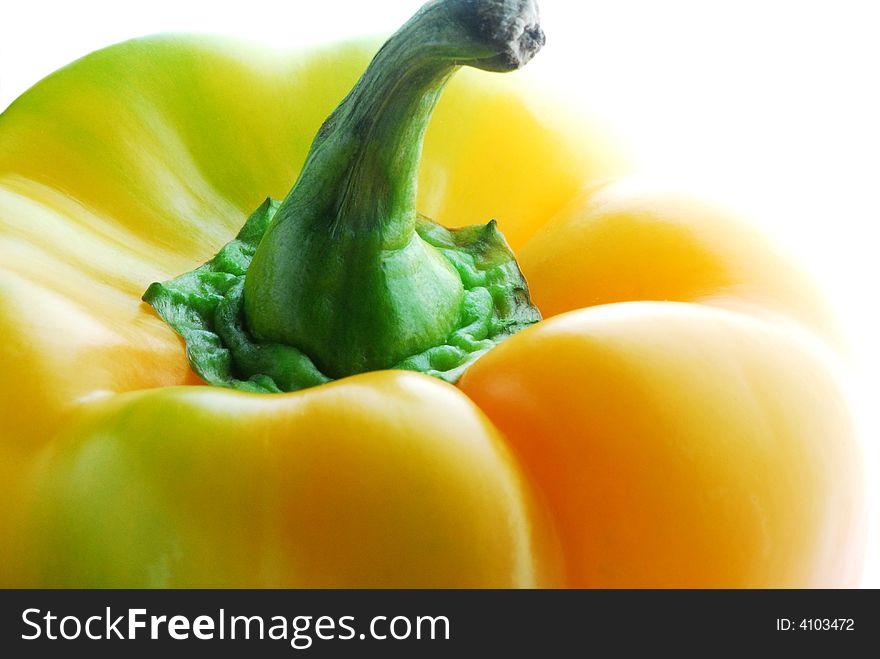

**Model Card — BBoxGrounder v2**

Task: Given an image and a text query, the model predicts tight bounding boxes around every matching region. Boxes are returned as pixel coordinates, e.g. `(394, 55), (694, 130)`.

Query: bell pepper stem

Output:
(242, 0), (544, 379)
(287, 0), (545, 247)
(145, 0), (544, 391)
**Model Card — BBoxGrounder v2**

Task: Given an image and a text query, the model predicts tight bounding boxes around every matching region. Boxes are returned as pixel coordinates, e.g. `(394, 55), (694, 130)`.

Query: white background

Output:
(2, 0), (878, 586)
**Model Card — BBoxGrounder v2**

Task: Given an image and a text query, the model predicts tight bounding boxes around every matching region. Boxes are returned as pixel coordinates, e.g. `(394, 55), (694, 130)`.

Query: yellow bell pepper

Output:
(0, 0), (863, 587)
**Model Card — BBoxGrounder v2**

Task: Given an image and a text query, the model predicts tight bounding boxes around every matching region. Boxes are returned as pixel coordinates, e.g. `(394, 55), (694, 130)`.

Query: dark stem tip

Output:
(455, 0), (545, 71)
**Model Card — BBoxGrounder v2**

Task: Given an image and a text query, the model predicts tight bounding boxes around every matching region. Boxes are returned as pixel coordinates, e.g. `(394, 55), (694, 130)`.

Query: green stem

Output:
(243, 0), (545, 378)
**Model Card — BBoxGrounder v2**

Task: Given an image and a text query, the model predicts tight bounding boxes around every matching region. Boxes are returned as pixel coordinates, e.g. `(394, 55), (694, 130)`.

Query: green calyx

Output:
(144, 0), (545, 393)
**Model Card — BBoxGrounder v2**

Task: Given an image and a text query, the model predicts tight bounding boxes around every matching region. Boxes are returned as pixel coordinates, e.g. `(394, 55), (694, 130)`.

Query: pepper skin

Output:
(458, 177), (864, 587)
(0, 0), (864, 587)
(460, 302), (863, 587)
(21, 373), (561, 587)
